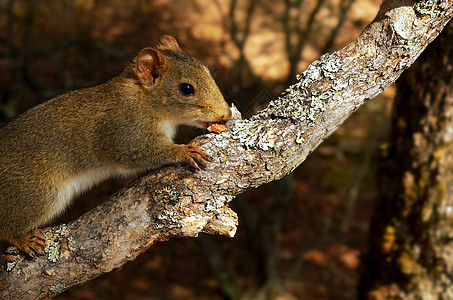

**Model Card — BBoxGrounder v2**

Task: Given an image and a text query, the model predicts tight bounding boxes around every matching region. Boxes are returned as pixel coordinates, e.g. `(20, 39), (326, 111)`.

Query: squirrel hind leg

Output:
(8, 228), (48, 257)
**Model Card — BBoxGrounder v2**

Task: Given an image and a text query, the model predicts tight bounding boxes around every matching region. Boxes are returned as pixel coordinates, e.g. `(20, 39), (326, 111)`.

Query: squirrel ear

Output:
(157, 35), (181, 51)
(136, 47), (166, 84)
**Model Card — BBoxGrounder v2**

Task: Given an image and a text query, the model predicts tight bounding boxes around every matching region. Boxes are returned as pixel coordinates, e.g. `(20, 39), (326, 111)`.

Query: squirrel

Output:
(0, 35), (231, 257)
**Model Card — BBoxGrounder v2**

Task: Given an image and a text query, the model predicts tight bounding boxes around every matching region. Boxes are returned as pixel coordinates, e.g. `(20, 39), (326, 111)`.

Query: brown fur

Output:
(0, 35), (231, 256)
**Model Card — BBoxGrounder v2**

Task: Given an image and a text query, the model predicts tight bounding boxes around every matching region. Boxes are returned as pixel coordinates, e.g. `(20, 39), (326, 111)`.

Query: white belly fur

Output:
(50, 166), (141, 222)
(161, 120), (177, 140)
(47, 121), (177, 223)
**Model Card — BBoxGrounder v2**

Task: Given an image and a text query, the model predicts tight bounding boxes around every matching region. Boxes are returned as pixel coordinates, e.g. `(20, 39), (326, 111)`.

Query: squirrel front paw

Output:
(183, 145), (210, 169)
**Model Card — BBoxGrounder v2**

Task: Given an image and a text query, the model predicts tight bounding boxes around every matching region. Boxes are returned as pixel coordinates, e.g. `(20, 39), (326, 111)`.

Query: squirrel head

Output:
(134, 35), (231, 129)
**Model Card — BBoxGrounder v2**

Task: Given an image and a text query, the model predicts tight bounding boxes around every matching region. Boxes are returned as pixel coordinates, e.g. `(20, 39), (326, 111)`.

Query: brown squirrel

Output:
(0, 35), (231, 257)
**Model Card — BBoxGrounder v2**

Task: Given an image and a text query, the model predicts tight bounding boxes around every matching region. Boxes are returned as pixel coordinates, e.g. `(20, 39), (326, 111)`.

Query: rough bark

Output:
(359, 20), (453, 299)
(1, 1), (452, 299)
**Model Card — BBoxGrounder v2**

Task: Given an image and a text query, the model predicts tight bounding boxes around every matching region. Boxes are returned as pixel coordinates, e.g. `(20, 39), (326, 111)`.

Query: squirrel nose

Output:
(222, 108), (232, 122)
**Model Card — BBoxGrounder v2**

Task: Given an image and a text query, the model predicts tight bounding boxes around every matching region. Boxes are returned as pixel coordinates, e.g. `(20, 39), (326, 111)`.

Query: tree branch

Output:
(1, 0), (452, 298)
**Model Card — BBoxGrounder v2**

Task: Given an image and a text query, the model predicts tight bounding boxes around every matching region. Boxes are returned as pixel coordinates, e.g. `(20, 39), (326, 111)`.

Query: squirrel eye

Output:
(179, 83), (195, 96)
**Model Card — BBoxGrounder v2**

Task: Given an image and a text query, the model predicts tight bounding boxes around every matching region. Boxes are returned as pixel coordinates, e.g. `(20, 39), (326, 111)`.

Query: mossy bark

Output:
(360, 21), (453, 299)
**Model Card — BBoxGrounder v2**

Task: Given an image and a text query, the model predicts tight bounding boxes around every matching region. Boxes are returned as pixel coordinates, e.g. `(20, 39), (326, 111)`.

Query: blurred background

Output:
(0, 0), (395, 299)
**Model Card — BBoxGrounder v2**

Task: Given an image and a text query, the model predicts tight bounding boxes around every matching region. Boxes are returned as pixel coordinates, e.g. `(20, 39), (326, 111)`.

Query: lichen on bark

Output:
(360, 20), (453, 299)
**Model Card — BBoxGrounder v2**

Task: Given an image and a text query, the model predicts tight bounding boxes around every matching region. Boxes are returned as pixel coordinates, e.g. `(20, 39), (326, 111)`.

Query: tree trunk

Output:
(1, 1), (453, 299)
(360, 21), (453, 299)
